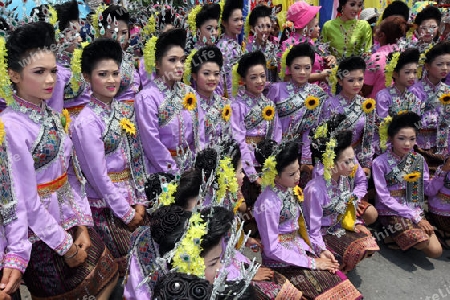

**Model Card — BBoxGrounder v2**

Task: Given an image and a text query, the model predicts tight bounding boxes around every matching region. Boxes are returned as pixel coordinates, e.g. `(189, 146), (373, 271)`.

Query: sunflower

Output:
(61, 109), (71, 134)
(439, 93), (450, 105)
(362, 98), (376, 114)
(305, 96), (320, 110)
(349, 164), (358, 178)
(0, 119), (4, 145)
(293, 186), (304, 202)
(120, 118), (136, 136)
(222, 104), (232, 122)
(403, 171), (421, 182)
(262, 105), (275, 121)
(183, 92), (197, 111)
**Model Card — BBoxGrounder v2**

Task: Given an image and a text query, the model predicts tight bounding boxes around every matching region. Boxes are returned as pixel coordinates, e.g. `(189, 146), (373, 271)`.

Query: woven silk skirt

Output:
(323, 229), (380, 271)
(428, 212), (450, 233)
(23, 227), (118, 299)
(379, 215), (429, 250)
(251, 270), (303, 300)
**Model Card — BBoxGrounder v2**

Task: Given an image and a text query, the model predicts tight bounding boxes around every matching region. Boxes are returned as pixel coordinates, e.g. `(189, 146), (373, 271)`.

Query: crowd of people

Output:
(0, 0), (450, 299)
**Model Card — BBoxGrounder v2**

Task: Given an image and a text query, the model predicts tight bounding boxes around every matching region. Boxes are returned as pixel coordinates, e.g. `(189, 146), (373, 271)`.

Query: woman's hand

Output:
(127, 210), (144, 231)
(315, 258), (340, 273)
(0, 291), (11, 300)
(355, 224), (372, 236)
(252, 267), (274, 281)
(133, 205), (147, 218)
(325, 55), (337, 68)
(74, 226), (91, 252)
(418, 219), (435, 236)
(319, 250), (338, 263)
(0, 268), (22, 294)
(64, 244), (87, 268)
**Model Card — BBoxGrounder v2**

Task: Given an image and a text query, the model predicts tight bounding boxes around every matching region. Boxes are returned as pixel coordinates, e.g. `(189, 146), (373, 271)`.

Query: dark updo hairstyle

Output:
(414, 5), (441, 26)
(337, 0), (355, 14)
(310, 114), (353, 164)
(81, 38), (122, 75)
(152, 272), (212, 300)
(222, 0), (243, 23)
(6, 22), (56, 72)
(391, 48), (420, 73)
(237, 51), (266, 78)
(425, 41), (450, 64)
(200, 206), (234, 256)
(195, 148), (218, 181)
(150, 205), (192, 257)
(337, 56), (366, 80)
(155, 28), (187, 64)
(249, 5), (272, 28)
(101, 5), (130, 29)
(158, 8), (176, 30)
(217, 280), (256, 299)
(382, 0), (410, 21)
(387, 112), (421, 138)
(174, 169), (202, 209)
(191, 46), (223, 74)
(255, 140), (300, 174)
(145, 172), (175, 204)
(286, 43), (316, 67)
(196, 4), (221, 29)
(54, 0), (79, 31)
(379, 16), (408, 45)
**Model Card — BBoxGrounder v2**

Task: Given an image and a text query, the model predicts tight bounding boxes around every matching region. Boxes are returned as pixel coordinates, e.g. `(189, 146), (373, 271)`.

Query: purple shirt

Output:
(427, 170), (450, 217)
(216, 35), (243, 97)
(376, 86), (423, 119)
(116, 53), (140, 102)
(197, 92), (232, 144)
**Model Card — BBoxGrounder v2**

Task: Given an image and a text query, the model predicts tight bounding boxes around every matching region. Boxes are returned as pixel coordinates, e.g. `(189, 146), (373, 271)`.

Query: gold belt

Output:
(108, 169), (131, 182)
(65, 105), (86, 116)
(245, 136), (264, 145)
(390, 189), (406, 197)
(438, 192), (450, 203)
(37, 172), (68, 198)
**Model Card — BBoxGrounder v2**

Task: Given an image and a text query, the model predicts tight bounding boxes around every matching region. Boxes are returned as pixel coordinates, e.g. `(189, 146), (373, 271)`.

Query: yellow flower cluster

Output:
(278, 45), (292, 80)
(329, 65), (339, 95)
(0, 119), (4, 145)
(232, 63), (240, 97)
(93, 4), (107, 38)
(403, 171), (421, 182)
(144, 36), (158, 74)
(142, 15), (156, 38)
(70, 41), (89, 94)
(305, 96), (320, 110)
(183, 49), (197, 85)
(261, 156), (277, 187)
(379, 115), (392, 152)
(362, 98), (376, 114)
(222, 104), (232, 122)
(293, 186), (304, 202)
(172, 213), (207, 277)
(188, 5), (202, 33)
(217, 157), (239, 201)
(219, 0), (226, 23)
(262, 105), (275, 121)
(406, 25), (416, 39)
(48, 5), (60, 37)
(61, 109), (71, 134)
(120, 118), (136, 136)
(183, 92), (197, 111)
(439, 93), (450, 106)
(417, 44), (433, 79)
(323, 138), (337, 181)
(0, 37), (13, 106)
(314, 123), (328, 139)
(384, 52), (400, 87)
(159, 182), (178, 206)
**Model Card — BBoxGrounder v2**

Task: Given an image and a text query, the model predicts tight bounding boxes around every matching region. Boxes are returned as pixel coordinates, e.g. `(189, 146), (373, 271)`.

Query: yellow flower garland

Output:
(262, 105), (275, 121)
(159, 182), (178, 206)
(384, 52), (400, 87)
(403, 171), (421, 182)
(278, 45), (292, 80)
(323, 138), (337, 181)
(232, 63), (240, 97)
(183, 49), (197, 85)
(120, 118), (136, 136)
(261, 156), (277, 187)
(183, 92), (197, 111)
(379, 115), (392, 152)
(188, 5), (203, 34)
(314, 123), (328, 139)
(362, 98), (376, 114)
(417, 44), (433, 79)
(329, 65), (339, 95)
(293, 186), (304, 202)
(172, 213), (207, 277)
(47, 5), (60, 37)
(305, 96), (320, 110)
(61, 109), (71, 134)
(439, 93), (450, 105)
(70, 41), (89, 94)
(244, 14), (251, 41)
(217, 157), (239, 201)
(0, 37), (13, 106)
(0, 119), (4, 145)
(222, 104), (232, 122)
(142, 15), (156, 38)
(93, 4), (107, 38)
(144, 36), (158, 74)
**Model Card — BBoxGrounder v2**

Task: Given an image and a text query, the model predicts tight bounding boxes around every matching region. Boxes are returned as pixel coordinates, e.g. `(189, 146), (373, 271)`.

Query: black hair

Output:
(150, 205), (192, 257)
(286, 43), (316, 67)
(391, 48), (420, 73)
(30, 4), (50, 21)
(101, 5), (130, 28)
(217, 280), (256, 299)
(191, 46), (223, 74)
(200, 206), (234, 256)
(6, 22), (56, 72)
(155, 28), (187, 63)
(144, 172), (175, 204)
(0, 17), (10, 32)
(249, 5), (272, 27)
(414, 5), (441, 26)
(425, 41), (450, 64)
(174, 169), (202, 209)
(196, 4), (221, 29)
(158, 8), (176, 29)
(337, 56), (366, 79)
(195, 148), (218, 181)
(310, 115), (353, 163)
(388, 112), (421, 137)
(237, 51), (266, 78)
(337, 0), (348, 14)
(255, 140), (299, 174)
(153, 272), (212, 300)
(222, 139), (241, 170)
(222, 0), (243, 23)
(54, 0), (79, 31)
(382, 0), (410, 21)
(81, 38), (122, 75)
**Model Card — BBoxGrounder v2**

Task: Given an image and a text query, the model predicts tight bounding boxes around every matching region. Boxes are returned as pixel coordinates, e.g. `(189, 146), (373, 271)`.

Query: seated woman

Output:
(253, 140), (362, 299)
(373, 112), (445, 257)
(231, 51), (282, 184)
(303, 117), (379, 273)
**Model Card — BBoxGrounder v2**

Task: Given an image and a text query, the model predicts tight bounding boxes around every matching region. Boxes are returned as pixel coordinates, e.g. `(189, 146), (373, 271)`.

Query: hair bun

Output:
(153, 272), (212, 300)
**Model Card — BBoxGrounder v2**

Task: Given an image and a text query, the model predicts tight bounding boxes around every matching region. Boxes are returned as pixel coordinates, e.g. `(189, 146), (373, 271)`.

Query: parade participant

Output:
(188, 3), (221, 49)
(414, 5), (441, 46)
(3, 22), (118, 299)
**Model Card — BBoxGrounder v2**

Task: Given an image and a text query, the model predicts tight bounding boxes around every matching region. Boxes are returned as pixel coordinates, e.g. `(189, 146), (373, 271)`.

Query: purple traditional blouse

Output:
(135, 78), (205, 174)
(0, 98), (6, 112)
(320, 94), (377, 168)
(372, 148), (444, 223)
(254, 185), (314, 269)
(216, 35), (243, 97)
(231, 90), (282, 181)
(71, 97), (148, 224)
(116, 52), (140, 102)
(198, 92), (231, 144)
(427, 170), (450, 217)
(268, 81), (327, 165)
(376, 86), (423, 119)
(1, 95), (93, 259)
(245, 39), (279, 82)
(410, 77), (450, 154)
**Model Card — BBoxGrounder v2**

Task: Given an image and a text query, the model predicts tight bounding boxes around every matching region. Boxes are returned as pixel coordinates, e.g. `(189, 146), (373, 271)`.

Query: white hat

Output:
(360, 8), (380, 21)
